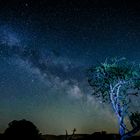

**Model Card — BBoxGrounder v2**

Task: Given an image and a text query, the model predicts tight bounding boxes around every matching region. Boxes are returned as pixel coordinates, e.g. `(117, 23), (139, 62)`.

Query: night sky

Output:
(0, 0), (140, 135)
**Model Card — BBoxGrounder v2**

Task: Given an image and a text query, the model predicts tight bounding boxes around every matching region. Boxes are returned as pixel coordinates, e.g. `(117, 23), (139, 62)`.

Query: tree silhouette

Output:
(65, 128), (76, 140)
(87, 58), (140, 140)
(4, 119), (43, 140)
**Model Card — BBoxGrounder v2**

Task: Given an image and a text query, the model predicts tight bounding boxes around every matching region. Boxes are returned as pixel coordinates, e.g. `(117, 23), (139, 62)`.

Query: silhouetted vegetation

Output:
(65, 128), (76, 140)
(3, 119), (43, 140)
(1, 119), (140, 140)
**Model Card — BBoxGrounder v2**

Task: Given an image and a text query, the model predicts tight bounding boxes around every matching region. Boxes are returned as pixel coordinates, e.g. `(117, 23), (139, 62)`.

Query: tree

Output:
(65, 128), (76, 140)
(87, 58), (140, 140)
(4, 119), (43, 140)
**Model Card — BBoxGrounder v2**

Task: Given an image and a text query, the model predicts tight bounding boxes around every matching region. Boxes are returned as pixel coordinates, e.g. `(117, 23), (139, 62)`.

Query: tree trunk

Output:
(119, 116), (125, 140)
(109, 85), (126, 140)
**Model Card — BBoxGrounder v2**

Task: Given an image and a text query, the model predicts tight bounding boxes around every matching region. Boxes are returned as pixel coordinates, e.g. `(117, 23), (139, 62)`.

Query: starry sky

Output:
(0, 0), (140, 135)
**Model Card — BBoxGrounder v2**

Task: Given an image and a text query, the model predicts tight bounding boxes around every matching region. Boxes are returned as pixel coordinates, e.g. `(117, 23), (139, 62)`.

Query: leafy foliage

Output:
(87, 57), (140, 102)
(129, 112), (140, 128)
(4, 119), (43, 140)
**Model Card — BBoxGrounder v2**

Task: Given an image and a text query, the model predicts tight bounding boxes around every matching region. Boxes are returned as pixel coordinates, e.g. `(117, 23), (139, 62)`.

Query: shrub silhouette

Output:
(4, 119), (43, 140)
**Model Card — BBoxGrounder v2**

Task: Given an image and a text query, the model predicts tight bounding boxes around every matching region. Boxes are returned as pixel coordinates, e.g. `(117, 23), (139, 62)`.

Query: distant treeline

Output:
(0, 119), (140, 140)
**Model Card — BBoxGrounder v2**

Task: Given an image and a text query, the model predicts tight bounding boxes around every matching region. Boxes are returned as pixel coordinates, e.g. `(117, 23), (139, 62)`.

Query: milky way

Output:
(0, 0), (140, 135)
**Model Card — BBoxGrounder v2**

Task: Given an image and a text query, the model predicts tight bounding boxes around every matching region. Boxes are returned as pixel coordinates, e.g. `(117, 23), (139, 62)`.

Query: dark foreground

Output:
(41, 132), (140, 140)
(0, 120), (140, 140)
(0, 132), (140, 140)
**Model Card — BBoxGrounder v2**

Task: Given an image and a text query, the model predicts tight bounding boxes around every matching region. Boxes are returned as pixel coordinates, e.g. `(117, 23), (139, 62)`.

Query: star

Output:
(25, 3), (29, 7)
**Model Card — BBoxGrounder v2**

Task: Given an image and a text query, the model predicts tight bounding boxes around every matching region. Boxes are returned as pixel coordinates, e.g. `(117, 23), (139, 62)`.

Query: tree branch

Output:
(122, 126), (140, 140)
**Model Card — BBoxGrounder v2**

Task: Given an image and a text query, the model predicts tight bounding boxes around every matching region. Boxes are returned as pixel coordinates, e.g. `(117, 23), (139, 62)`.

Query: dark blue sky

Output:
(0, 0), (140, 134)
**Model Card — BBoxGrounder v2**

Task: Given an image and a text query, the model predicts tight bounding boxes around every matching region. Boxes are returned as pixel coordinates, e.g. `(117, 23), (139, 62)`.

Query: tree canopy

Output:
(4, 119), (43, 140)
(88, 58), (140, 103)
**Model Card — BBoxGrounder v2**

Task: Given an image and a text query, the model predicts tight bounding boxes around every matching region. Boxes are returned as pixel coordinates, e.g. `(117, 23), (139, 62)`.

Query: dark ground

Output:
(41, 132), (140, 140)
